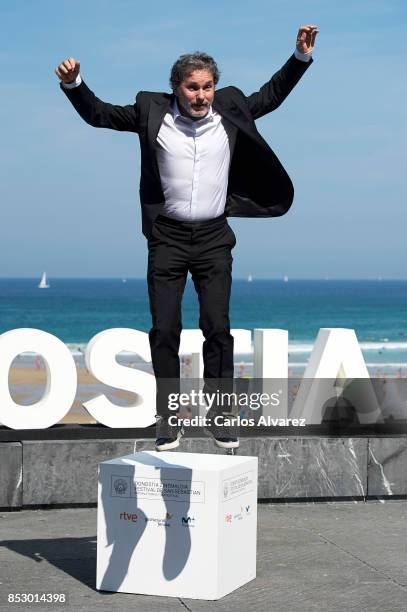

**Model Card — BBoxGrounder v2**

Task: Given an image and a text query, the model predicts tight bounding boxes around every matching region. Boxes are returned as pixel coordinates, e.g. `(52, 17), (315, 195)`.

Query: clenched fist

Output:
(296, 25), (319, 54)
(55, 57), (80, 83)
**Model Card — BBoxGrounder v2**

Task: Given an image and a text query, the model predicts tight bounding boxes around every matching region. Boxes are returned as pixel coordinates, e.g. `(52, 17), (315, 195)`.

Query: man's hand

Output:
(55, 57), (80, 84)
(296, 25), (319, 54)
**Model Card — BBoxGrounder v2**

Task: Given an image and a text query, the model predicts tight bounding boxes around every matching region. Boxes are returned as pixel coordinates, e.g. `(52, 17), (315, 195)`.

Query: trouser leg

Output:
(147, 220), (188, 435)
(189, 219), (236, 420)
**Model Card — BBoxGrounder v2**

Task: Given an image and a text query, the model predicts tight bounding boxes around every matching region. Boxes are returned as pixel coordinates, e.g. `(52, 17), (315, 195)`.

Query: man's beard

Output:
(177, 96), (209, 120)
(188, 103), (209, 118)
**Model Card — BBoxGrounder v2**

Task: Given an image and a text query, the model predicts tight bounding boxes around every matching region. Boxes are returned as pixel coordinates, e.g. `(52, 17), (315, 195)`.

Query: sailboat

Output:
(283, 275), (288, 283)
(38, 272), (49, 289)
(248, 274), (253, 282)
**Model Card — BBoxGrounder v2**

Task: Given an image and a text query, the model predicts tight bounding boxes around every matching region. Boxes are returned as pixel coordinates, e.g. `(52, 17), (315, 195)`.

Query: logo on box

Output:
(222, 471), (254, 502)
(111, 476), (131, 497)
(119, 512), (138, 523)
(145, 514), (172, 527)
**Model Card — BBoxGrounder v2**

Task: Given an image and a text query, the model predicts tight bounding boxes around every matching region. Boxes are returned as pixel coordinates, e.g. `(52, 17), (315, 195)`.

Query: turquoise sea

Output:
(1, 278), (406, 372)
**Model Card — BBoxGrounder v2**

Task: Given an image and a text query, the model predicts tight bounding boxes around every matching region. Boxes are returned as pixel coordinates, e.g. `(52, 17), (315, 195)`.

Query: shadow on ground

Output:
(0, 536), (97, 589)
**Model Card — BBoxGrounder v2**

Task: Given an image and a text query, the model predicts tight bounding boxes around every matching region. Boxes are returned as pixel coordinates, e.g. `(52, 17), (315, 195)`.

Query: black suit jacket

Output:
(61, 53), (313, 238)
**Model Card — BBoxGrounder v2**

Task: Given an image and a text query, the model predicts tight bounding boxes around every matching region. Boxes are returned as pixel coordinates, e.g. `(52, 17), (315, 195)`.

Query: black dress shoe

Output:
(155, 427), (184, 451)
(209, 434), (239, 450)
(204, 412), (239, 449)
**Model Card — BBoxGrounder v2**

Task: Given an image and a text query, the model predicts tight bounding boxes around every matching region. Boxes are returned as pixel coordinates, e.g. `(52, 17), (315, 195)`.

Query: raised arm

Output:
(55, 57), (139, 133)
(246, 24), (319, 120)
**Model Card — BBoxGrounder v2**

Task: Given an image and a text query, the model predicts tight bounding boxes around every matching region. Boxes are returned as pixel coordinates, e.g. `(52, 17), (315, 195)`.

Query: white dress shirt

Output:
(155, 99), (235, 220)
(62, 49), (312, 220)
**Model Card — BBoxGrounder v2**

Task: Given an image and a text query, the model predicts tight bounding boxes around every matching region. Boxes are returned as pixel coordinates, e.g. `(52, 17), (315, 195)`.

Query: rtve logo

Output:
(119, 512), (138, 523)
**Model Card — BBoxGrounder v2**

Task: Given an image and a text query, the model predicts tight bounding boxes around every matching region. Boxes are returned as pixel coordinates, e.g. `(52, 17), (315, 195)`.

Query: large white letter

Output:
(83, 328), (156, 428)
(0, 328), (77, 429)
(291, 328), (382, 424)
(253, 329), (288, 418)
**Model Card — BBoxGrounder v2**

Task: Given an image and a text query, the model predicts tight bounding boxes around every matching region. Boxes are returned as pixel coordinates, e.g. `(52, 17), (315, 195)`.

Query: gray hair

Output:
(169, 52), (220, 90)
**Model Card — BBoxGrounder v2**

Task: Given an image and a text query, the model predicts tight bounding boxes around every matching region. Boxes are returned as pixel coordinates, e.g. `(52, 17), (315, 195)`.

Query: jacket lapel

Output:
(147, 95), (172, 179)
(213, 94), (272, 159)
(212, 95), (253, 135)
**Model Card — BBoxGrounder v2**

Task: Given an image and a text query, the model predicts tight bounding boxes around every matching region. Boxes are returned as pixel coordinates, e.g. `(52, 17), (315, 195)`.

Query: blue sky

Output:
(1, 0), (406, 278)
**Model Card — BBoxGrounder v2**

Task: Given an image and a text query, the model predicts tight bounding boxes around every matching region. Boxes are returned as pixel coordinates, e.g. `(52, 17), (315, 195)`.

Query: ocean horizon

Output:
(1, 277), (406, 372)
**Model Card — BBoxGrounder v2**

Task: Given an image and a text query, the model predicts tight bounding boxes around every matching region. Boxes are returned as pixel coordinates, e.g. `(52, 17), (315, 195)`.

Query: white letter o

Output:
(0, 328), (77, 429)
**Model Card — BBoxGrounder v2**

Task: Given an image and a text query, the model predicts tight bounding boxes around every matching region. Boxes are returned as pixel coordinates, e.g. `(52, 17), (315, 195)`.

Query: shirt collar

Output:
(172, 97), (215, 123)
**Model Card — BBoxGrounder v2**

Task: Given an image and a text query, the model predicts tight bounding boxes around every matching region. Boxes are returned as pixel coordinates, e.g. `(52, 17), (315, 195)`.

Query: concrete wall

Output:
(0, 443), (22, 508)
(1, 437), (406, 508)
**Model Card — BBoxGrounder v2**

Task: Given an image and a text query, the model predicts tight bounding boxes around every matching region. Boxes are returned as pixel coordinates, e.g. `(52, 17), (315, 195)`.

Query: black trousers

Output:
(147, 213), (236, 430)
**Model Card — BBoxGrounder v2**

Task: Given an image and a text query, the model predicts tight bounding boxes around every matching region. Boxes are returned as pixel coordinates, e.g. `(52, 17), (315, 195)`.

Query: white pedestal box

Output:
(96, 451), (258, 600)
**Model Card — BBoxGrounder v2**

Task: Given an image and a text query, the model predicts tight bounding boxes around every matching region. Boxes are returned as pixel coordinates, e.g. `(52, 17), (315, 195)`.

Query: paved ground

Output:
(0, 501), (406, 611)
